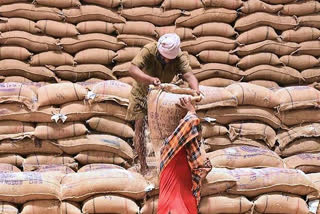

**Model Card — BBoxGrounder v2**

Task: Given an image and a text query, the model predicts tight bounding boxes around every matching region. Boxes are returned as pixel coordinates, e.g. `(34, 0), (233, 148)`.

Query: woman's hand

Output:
(177, 97), (196, 113)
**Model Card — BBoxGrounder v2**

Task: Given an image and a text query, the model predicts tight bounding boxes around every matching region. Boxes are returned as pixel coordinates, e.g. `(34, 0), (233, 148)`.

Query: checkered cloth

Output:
(160, 112), (212, 205)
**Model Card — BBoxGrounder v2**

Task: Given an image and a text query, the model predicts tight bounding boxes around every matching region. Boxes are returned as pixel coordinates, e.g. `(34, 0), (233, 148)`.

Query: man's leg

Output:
(134, 118), (148, 175)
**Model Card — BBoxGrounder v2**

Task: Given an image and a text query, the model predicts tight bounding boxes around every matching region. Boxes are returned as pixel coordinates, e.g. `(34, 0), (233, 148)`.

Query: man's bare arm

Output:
(128, 64), (161, 85)
(183, 71), (200, 94)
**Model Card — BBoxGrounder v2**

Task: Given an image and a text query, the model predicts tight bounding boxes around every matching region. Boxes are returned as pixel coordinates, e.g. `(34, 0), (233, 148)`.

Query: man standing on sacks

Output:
(126, 33), (200, 174)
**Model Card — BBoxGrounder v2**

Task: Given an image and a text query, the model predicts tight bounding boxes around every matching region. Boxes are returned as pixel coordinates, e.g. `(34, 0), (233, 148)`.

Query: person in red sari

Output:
(158, 97), (212, 214)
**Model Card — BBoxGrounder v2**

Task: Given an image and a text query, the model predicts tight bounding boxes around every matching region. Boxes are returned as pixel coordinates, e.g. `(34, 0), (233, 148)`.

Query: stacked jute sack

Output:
(140, 82), (320, 214)
(0, 80), (152, 213)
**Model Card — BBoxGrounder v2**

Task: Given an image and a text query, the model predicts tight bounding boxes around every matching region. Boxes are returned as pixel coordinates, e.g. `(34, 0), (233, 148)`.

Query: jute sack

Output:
(30, 51), (75, 66)
(194, 63), (243, 81)
(277, 138), (320, 157)
(112, 62), (131, 77)
(277, 123), (320, 150)
(0, 17), (39, 34)
(23, 154), (78, 171)
(233, 40), (300, 57)
(226, 82), (279, 108)
(279, 109), (320, 126)
(82, 195), (139, 214)
(114, 21), (157, 37)
(0, 172), (61, 203)
(196, 85), (237, 110)
(155, 26), (195, 40)
(34, 122), (88, 140)
(280, 55), (319, 70)
(114, 47), (141, 63)
(147, 85), (199, 156)
(0, 139), (62, 155)
(36, 20), (79, 37)
(198, 50), (239, 64)
(201, 168), (237, 196)
(236, 53), (282, 70)
(0, 46), (32, 61)
(74, 151), (129, 167)
(250, 80), (280, 89)
(82, 0), (120, 8)
(234, 12), (297, 31)
(0, 154), (23, 167)
(117, 34), (156, 47)
(295, 41), (320, 56)
(161, 0), (203, 10)
(121, 0), (163, 7)
(207, 146), (284, 169)
(197, 106), (282, 129)
(302, 68), (320, 83)
(205, 136), (269, 151)
(90, 80), (132, 106)
(193, 22), (236, 38)
(188, 54), (201, 68)
(87, 116), (134, 138)
(61, 169), (148, 201)
(222, 167), (317, 197)
(76, 21), (115, 34)
(275, 86), (320, 111)
(120, 7), (184, 26)
(33, 0), (81, 8)
(307, 173), (320, 200)
(298, 15), (320, 29)
(0, 60), (58, 82)
(60, 33), (125, 54)
(54, 64), (115, 82)
(261, 0), (297, 4)
(0, 3), (64, 21)
(0, 0), (29, 5)
(0, 104), (59, 122)
(200, 194), (253, 214)
(240, 0), (283, 14)
(254, 193), (309, 214)
(141, 196), (158, 214)
(175, 8), (237, 27)
(202, 122), (228, 138)
(0, 120), (34, 136)
(0, 31), (60, 53)
(21, 200), (81, 214)
(281, 1), (320, 16)
(0, 82), (38, 110)
(0, 202), (18, 214)
(74, 49), (115, 65)
(78, 163), (125, 173)
(229, 122), (276, 148)
(236, 26), (279, 45)
(243, 65), (304, 85)
(201, 0), (243, 9)
(0, 163), (20, 172)
(200, 78), (235, 87)
(181, 36), (236, 54)
(37, 82), (87, 106)
(33, 165), (75, 174)
(284, 153), (320, 173)
(62, 5), (125, 24)
(281, 27), (320, 43)
(60, 101), (127, 121)
(4, 80), (47, 93)
(57, 134), (134, 159)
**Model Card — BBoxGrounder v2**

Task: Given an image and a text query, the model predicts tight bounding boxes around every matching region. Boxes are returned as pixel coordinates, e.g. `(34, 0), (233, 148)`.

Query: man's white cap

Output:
(157, 33), (181, 59)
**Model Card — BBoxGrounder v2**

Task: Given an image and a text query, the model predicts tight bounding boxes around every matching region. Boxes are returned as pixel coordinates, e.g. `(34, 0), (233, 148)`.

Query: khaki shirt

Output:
(126, 42), (192, 121)
(131, 42), (192, 97)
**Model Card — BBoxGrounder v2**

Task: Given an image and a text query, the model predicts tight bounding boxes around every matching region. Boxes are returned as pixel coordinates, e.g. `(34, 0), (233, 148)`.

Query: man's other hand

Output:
(151, 77), (161, 86)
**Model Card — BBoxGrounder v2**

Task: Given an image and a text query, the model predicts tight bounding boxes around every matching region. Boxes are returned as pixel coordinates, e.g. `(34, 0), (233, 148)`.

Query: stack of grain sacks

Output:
(0, 0), (320, 213)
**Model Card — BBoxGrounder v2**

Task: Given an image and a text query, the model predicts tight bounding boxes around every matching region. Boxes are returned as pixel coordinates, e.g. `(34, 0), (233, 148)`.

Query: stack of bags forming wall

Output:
(1, 0), (320, 213)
